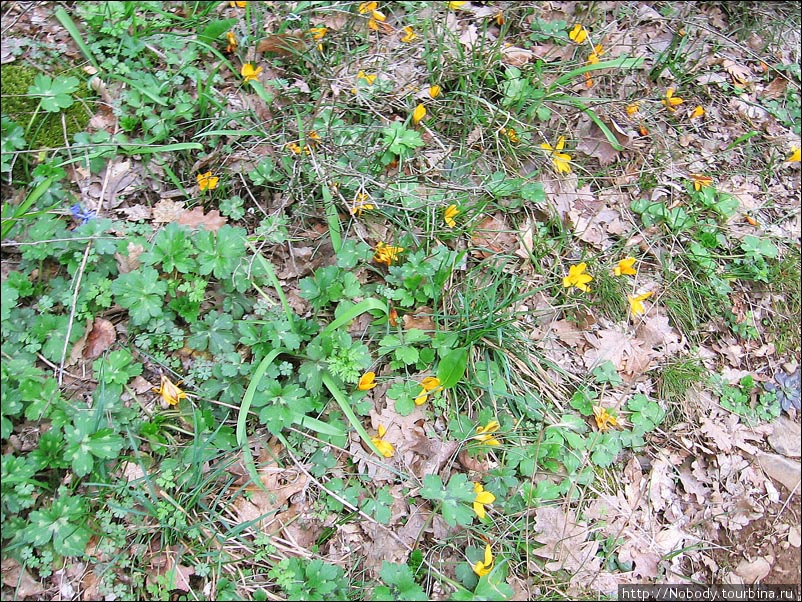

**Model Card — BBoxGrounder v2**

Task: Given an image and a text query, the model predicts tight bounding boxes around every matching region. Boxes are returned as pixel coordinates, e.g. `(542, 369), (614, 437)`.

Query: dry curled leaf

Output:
(152, 199), (185, 223)
(721, 58), (751, 86)
(84, 318), (116, 360)
(1, 557), (45, 598)
(117, 204), (152, 221)
(470, 214), (517, 257)
(402, 307), (436, 331)
(114, 242), (144, 274)
(257, 32), (308, 56)
(177, 207), (227, 231)
(501, 45), (533, 66)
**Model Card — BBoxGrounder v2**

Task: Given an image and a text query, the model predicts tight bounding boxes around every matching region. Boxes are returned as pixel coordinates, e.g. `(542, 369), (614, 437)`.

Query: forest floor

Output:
(1, 2), (800, 600)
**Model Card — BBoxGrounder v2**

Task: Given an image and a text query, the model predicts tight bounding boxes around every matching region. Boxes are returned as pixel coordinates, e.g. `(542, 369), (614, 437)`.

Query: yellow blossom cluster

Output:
(373, 241), (405, 266)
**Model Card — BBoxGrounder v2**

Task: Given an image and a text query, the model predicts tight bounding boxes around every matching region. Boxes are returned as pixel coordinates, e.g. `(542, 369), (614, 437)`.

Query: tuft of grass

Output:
(657, 353), (708, 425)
(765, 247), (802, 355)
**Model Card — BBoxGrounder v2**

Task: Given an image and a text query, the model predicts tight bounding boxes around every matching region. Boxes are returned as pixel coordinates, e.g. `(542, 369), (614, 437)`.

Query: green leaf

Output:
(569, 388), (595, 415)
(592, 361), (623, 386)
(474, 571), (514, 601)
(437, 347), (468, 389)
(396, 345), (419, 365)
(419, 474), (445, 500)
(485, 171), (520, 198)
(87, 429), (124, 459)
(144, 222), (197, 273)
(188, 311), (237, 355)
(382, 122), (424, 157)
(198, 18), (238, 46)
(111, 267), (167, 325)
(375, 562), (428, 601)
(28, 74), (80, 112)
(195, 226), (247, 279)
(741, 235), (778, 258)
(521, 181), (546, 203)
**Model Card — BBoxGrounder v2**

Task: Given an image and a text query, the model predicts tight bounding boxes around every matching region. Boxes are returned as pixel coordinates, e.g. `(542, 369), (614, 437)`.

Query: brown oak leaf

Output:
(84, 318), (116, 359)
(177, 207), (227, 231)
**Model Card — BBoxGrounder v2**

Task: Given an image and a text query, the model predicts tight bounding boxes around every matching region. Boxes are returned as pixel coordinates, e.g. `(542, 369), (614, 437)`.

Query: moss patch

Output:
(1, 64), (93, 152)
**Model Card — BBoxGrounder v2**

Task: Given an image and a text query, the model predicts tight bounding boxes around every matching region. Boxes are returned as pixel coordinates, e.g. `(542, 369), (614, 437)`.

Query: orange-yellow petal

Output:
(690, 174), (713, 191)
(358, 371), (377, 390)
(563, 262), (593, 292)
(568, 24), (588, 44)
(614, 257), (637, 277)
(412, 103), (426, 125)
(401, 26), (416, 43)
(472, 545), (494, 576)
(628, 291), (654, 316)
(155, 374), (187, 406)
(197, 171), (219, 191)
(241, 63), (262, 83)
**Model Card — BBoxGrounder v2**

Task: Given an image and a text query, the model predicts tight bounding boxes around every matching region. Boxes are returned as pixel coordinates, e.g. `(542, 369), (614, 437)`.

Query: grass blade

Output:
(55, 8), (100, 72)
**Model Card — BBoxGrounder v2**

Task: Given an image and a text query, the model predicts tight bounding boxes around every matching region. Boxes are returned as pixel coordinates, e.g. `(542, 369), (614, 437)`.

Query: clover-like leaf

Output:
(28, 74), (81, 112)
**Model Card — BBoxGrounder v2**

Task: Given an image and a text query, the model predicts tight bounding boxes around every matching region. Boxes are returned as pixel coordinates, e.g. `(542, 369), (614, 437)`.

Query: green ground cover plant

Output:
(1, 1), (800, 600)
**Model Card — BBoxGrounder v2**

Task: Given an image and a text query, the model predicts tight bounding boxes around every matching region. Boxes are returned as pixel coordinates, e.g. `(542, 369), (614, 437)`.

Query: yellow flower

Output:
(229, 1), (246, 7)
(310, 26), (327, 40)
(225, 32), (238, 53)
(568, 24), (588, 44)
(352, 70), (377, 94)
(414, 391), (429, 406)
(593, 405), (618, 432)
(373, 241), (404, 266)
(586, 44), (603, 64)
(401, 26), (417, 42)
(444, 204), (459, 228)
(628, 291), (654, 316)
(154, 374), (187, 406)
(689, 105), (705, 119)
(371, 424), (395, 458)
(367, 12), (387, 31)
(414, 376), (442, 406)
(563, 262), (593, 293)
(472, 420), (500, 446)
(428, 85), (442, 99)
(613, 257), (637, 277)
(286, 142), (303, 155)
(197, 171), (219, 191)
(787, 147), (801, 163)
(625, 102), (640, 116)
(351, 192), (375, 216)
(500, 127), (519, 144)
(357, 70), (377, 85)
(472, 544), (494, 577)
(472, 482), (495, 519)
(412, 103), (427, 125)
(422, 376), (441, 392)
(241, 63), (262, 83)
(540, 135), (572, 174)
(690, 173), (713, 191)
(358, 371), (377, 391)
(447, 1), (467, 9)
(661, 87), (684, 112)
(359, 2), (388, 31)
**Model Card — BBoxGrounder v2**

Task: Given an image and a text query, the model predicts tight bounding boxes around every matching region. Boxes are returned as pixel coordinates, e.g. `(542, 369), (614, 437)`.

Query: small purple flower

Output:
(70, 204), (97, 225)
